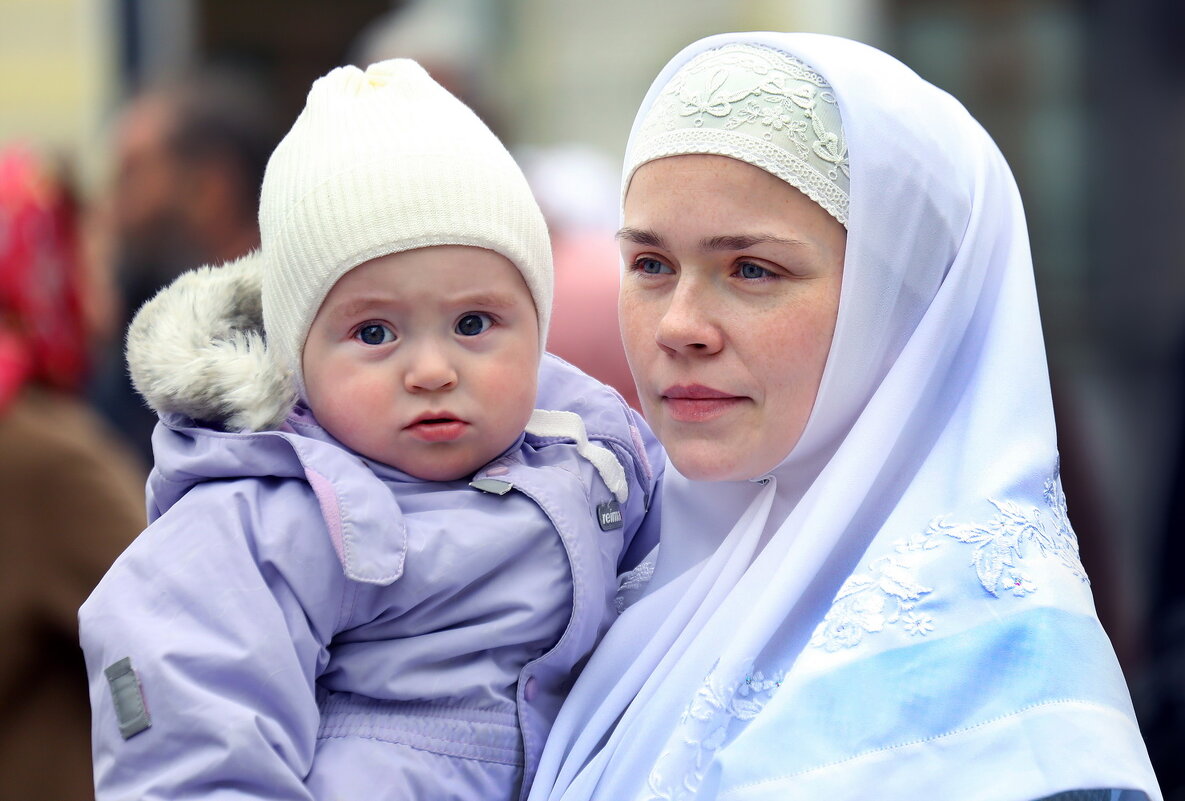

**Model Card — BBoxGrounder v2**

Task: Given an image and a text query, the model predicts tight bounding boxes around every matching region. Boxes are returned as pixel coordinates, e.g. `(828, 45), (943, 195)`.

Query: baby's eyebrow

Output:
(331, 297), (390, 318)
(327, 292), (518, 318)
(452, 292), (517, 310)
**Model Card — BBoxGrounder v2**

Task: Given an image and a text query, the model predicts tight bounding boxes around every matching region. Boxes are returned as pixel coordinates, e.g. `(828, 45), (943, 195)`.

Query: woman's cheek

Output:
(618, 289), (653, 364)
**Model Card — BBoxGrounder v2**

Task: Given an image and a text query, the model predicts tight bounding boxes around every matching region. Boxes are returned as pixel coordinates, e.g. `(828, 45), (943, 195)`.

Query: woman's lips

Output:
(661, 385), (744, 422)
(406, 417), (467, 442)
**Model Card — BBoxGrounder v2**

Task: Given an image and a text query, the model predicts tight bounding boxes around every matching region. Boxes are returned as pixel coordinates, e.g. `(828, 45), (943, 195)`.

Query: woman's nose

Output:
(654, 282), (723, 355)
(404, 342), (458, 392)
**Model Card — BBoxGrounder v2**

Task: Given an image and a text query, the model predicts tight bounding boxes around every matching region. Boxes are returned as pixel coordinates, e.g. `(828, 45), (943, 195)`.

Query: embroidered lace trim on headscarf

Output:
(625, 42), (849, 226)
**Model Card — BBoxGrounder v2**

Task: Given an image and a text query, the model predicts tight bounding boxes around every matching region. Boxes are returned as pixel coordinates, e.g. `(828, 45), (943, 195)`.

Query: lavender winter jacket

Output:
(79, 255), (662, 801)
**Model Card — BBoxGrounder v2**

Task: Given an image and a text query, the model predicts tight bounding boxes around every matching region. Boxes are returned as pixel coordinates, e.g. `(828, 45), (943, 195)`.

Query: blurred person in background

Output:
(522, 144), (640, 410)
(89, 68), (281, 463)
(1141, 360), (1185, 797)
(0, 144), (146, 801)
(349, 0), (495, 129)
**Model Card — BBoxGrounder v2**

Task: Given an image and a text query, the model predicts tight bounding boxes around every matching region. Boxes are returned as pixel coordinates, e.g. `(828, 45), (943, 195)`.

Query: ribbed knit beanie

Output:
(259, 59), (552, 394)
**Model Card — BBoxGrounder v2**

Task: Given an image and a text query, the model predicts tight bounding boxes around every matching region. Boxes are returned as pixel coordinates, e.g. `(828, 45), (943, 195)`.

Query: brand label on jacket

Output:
(598, 500), (623, 531)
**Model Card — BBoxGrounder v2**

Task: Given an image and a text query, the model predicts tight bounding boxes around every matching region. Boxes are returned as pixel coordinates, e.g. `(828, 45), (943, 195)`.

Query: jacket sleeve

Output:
(80, 478), (350, 801)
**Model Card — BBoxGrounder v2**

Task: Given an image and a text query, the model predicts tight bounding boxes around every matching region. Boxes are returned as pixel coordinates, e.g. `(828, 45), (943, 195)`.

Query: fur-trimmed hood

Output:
(126, 251), (296, 432)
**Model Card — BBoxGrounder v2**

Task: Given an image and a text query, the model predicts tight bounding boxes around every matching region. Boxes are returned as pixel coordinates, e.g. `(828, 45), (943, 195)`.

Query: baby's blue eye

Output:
(738, 262), (771, 279)
(356, 323), (394, 345)
(456, 312), (493, 336)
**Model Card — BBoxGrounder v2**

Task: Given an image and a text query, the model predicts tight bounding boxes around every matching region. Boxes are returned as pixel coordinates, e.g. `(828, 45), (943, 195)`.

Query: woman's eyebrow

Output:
(700, 234), (809, 251)
(615, 228), (809, 252)
(616, 227), (669, 249)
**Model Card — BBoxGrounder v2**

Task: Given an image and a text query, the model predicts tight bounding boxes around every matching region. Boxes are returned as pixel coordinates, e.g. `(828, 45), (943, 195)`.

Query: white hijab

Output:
(528, 32), (1160, 801)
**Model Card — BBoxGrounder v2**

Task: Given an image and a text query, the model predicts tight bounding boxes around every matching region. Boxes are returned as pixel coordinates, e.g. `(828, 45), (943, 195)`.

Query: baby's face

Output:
(303, 245), (540, 481)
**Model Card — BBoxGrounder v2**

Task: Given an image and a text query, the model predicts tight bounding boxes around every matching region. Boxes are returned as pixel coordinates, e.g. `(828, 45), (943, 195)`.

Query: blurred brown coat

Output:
(0, 386), (145, 801)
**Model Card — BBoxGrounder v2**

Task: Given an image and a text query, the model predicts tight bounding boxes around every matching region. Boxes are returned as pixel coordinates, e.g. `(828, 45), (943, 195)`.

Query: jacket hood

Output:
(127, 251), (296, 433)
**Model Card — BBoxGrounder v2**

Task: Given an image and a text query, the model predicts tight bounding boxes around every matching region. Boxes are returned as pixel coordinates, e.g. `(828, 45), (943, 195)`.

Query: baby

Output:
(80, 60), (659, 801)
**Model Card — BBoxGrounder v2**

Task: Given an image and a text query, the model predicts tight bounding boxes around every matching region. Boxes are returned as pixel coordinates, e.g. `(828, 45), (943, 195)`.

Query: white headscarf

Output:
(528, 32), (1160, 801)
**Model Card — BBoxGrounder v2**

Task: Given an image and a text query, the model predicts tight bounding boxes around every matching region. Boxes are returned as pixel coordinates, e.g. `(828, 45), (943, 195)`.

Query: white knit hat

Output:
(259, 59), (552, 393)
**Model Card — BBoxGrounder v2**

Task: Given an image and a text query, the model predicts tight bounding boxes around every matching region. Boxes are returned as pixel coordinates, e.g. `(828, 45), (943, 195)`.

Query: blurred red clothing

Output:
(0, 144), (145, 801)
(0, 146), (89, 411)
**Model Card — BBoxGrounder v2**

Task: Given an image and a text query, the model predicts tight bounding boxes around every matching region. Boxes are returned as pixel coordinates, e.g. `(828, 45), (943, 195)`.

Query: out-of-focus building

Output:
(0, 0), (119, 195)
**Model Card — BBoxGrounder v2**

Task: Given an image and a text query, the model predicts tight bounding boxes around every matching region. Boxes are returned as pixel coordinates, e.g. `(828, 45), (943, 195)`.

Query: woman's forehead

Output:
(622, 155), (843, 247)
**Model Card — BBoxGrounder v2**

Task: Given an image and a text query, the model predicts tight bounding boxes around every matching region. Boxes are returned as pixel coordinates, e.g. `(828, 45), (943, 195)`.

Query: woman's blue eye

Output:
(636, 257), (672, 275)
(356, 323), (394, 345)
(738, 262), (771, 279)
(456, 312), (493, 336)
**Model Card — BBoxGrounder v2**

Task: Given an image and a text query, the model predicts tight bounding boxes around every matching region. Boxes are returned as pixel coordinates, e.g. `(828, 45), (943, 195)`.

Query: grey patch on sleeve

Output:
(104, 657), (151, 739)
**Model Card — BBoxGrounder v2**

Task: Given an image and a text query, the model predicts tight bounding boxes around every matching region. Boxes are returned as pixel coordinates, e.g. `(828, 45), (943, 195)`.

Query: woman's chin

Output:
(667, 448), (766, 483)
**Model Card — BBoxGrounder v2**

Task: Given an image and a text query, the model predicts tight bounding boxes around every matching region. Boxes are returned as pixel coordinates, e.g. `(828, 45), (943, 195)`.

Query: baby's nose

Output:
(404, 344), (458, 392)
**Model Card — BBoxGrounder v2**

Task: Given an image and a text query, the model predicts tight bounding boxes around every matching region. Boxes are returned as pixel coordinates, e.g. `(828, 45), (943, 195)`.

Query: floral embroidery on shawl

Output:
(615, 557), (657, 612)
(644, 660), (784, 801)
(809, 466), (1087, 651)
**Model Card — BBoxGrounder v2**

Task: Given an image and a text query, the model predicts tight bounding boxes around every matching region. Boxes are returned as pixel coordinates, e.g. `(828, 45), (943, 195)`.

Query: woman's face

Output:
(619, 154), (846, 482)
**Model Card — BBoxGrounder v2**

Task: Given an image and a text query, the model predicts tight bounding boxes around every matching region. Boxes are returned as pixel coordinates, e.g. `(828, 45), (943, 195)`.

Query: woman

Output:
(528, 32), (1160, 801)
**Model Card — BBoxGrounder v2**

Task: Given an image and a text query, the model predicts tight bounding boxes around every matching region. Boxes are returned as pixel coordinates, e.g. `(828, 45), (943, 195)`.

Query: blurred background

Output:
(0, 0), (1181, 797)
